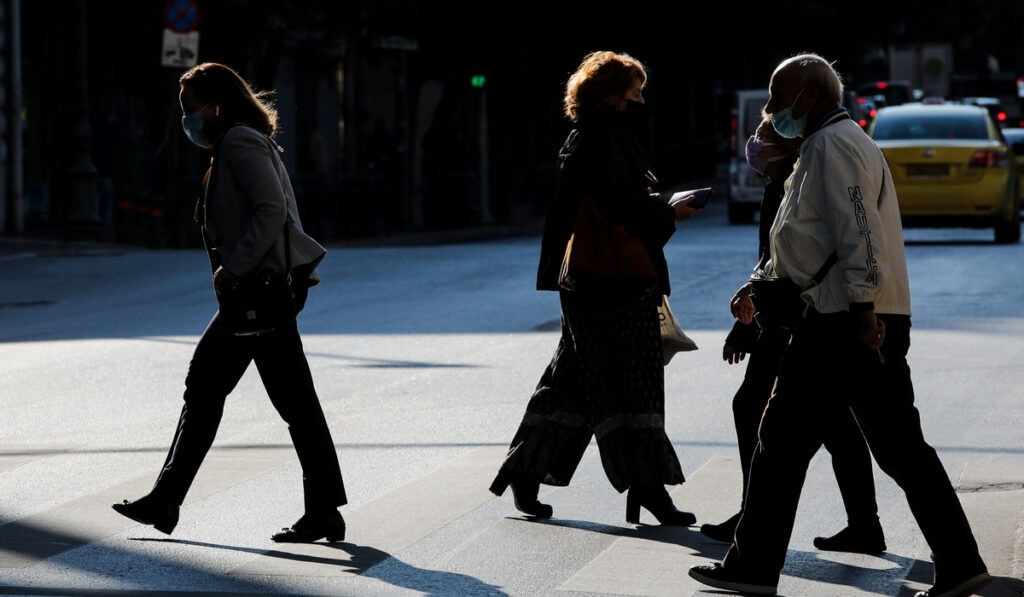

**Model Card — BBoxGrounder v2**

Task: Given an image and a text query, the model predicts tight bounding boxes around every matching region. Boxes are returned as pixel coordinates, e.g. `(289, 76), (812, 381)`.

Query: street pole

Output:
(10, 0), (23, 233)
(65, 0), (100, 240)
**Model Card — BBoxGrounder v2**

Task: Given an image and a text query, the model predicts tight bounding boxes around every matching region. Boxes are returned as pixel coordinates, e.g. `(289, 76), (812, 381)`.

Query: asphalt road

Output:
(1, 197), (1022, 596)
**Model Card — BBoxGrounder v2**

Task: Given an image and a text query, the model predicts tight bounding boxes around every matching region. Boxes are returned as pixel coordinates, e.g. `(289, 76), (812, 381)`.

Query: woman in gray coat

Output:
(112, 62), (346, 543)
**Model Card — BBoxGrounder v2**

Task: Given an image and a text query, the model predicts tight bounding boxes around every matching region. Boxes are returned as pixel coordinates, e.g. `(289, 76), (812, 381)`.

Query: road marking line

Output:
(0, 447), (297, 568)
(558, 452), (740, 596)
(229, 445), (508, 577)
(956, 461), (1024, 579)
(0, 445), (79, 474)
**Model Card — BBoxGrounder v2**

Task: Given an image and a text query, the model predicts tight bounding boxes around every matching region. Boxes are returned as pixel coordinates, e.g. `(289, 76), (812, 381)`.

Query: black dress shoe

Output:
(700, 511), (741, 542)
(625, 484), (696, 526)
(688, 562), (778, 595)
(813, 523), (886, 554)
(271, 509), (346, 543)
(111, 494), (179, 535)
(510, 480), (553, 519)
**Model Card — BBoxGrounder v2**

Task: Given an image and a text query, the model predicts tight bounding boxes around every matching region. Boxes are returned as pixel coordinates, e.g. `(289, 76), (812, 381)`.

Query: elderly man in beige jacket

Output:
(689, 53), (990, 597)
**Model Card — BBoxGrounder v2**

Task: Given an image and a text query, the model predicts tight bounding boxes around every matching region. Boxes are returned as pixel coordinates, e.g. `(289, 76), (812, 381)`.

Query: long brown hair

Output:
(563, 51), (647, 122)
(179, 62), (279, 138)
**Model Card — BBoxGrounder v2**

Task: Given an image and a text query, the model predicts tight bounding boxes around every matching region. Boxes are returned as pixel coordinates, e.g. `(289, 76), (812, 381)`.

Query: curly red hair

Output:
(563, 51), (647, 122)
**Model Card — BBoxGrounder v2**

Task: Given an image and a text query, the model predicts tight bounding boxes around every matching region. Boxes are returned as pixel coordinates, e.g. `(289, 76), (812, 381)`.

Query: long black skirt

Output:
(490, 291), (684, 494)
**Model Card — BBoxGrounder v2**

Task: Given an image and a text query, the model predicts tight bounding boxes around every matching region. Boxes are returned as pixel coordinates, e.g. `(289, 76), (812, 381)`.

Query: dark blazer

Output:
(536, 104), (677, 297)
(203, 125), (326, 286)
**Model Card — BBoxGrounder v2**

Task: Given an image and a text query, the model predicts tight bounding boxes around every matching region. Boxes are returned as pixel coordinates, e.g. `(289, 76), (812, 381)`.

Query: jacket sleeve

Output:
(219, 129), (288, 277)
(810, 137), (889, 308)
(585, 129), (676, 248)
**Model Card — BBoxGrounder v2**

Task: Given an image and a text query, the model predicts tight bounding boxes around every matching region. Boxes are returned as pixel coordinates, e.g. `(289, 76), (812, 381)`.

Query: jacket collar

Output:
(806, 107), (850, 137)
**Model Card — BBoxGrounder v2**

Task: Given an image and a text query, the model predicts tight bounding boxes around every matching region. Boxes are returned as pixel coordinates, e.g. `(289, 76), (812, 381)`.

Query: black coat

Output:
(536, 104), (677, 296)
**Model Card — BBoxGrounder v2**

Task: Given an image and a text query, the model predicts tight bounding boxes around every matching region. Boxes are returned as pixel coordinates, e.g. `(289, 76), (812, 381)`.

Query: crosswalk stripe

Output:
(229, 445), (509, 577)
(0, 445), (77, 474)
(558, 452), (742, 596)
(956, 461), (1024, 580)
(0, 447), (298, 568)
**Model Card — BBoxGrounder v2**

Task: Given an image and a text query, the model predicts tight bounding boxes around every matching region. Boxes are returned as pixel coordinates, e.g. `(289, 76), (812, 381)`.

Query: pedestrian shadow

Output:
(895, 555), (1024, 597)
(135, 537), (508, 596)
(508, 516), (730, 560)
(773, 549), (1024, 597)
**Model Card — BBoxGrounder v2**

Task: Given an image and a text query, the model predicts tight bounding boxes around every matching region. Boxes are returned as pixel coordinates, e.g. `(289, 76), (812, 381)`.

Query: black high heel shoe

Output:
(510, 479), (553, 519)
(111, 494), (179, 535)
(271, 509), (346, 543)
(625, 484), (696, 526)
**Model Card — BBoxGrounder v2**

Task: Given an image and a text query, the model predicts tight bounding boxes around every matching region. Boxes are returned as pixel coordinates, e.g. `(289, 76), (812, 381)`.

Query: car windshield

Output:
(871, 112), (989, 141)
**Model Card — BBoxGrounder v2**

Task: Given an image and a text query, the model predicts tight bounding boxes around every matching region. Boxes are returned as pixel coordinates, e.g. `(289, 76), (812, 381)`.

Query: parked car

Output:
(856, 80), (915, 108)
(868, 103), (1021, 243)
(726, 89), (770, 224)
(1001, 127), (1024, 201)
(960, 96), (1009, 127)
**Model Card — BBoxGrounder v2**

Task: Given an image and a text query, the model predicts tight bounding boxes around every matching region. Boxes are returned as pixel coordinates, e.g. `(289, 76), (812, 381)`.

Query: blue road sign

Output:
(164, 0), (200, 34)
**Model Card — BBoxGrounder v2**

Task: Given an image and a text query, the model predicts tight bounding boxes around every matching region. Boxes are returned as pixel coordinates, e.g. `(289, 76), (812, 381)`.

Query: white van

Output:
(727, 89), (770, 223)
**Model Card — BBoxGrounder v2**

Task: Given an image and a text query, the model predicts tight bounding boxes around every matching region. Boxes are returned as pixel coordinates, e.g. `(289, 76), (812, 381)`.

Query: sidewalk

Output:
(0, 222), (546, 262)
(0, 232), (129, 260)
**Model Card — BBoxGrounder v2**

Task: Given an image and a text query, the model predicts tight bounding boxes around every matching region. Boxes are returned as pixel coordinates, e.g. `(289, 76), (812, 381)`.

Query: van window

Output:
(743, 100), (764, 138)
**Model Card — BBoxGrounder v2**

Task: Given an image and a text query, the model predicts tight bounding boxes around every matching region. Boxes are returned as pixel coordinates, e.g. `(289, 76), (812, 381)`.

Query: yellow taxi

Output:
(868, 103), (1021, 243)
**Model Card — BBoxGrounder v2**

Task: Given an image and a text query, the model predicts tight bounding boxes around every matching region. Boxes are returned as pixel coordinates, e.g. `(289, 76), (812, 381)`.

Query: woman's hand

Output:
(673, 198), (701, 222)
(213, 265), (238, 295)
(731, 283), (755, 324)
(723, 343), (747, 365)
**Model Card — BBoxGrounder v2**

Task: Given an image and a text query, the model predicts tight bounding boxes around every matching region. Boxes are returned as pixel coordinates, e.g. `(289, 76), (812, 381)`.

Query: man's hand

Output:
(731, 283), (755, 324)
(856, 309), (885, 350)
(723, 343), (747, 365)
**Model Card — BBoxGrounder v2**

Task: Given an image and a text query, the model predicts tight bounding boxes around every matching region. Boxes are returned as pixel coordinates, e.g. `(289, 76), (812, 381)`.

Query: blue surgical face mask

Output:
(769, 89), (807, 139)
(181, 103), (213, 148)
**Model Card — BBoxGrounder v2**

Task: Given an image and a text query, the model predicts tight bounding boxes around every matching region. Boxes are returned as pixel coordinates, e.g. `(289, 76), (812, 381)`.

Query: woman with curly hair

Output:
(490, 51), (702, 524)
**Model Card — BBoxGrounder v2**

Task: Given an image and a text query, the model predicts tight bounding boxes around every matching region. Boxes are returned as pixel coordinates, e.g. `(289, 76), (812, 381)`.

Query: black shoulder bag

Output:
(748, 252), (837, 332)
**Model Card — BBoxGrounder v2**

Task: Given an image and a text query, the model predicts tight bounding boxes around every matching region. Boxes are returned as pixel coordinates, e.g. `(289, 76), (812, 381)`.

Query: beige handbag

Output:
(659, 295), (698, 365)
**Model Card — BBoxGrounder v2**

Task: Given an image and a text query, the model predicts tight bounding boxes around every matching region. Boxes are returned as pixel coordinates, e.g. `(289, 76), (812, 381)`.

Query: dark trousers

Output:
(725, 312), (985, 585)
(150, 312), (346, 514)
(732, 328), (878, 525)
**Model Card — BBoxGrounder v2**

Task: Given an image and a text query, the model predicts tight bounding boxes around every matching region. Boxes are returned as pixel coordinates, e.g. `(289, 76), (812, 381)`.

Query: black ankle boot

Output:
(112, 494), (179, 535)
(510, 479), (553, 518)
(626, 484), (696, 526)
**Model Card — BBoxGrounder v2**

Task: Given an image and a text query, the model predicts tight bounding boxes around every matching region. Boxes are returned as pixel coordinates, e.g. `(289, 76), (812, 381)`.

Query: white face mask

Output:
(769, 89), (807, 139)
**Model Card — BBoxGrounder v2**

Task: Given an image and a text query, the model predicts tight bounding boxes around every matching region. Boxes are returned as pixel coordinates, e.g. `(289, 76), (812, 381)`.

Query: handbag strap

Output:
(810, 251), (837, 285)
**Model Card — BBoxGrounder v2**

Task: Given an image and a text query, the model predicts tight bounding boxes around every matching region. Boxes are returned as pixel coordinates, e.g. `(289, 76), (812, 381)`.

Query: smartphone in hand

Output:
(669, 187), (713, 209)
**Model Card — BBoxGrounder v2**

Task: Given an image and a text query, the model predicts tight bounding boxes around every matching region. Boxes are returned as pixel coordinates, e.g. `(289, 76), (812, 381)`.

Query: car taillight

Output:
(967, 149), (1009, 168)
(730, 114), (737, 153)
(997, 112), (1007, 123)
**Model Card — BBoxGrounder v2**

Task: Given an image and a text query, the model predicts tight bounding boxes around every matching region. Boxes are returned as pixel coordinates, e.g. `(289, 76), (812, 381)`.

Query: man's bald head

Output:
(773, 53), (844, 106)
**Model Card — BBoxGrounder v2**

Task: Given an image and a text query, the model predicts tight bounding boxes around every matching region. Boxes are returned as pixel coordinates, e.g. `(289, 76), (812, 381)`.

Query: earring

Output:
(215, 106), (220, 116)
